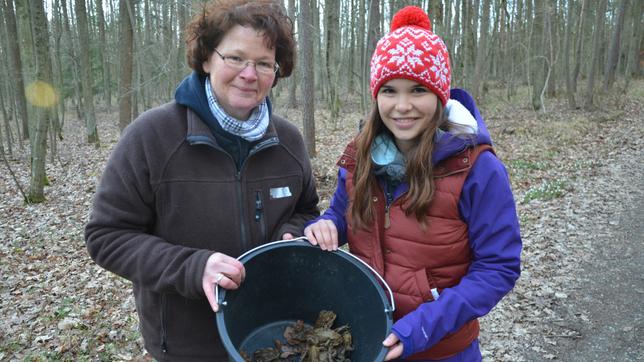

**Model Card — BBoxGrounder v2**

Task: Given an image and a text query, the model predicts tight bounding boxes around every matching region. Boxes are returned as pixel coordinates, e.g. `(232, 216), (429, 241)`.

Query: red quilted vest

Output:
(337, 141), (493, 360)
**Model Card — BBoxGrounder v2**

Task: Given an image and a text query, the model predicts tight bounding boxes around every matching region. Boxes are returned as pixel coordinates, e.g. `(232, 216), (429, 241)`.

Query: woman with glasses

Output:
(85, 0), (319, 360)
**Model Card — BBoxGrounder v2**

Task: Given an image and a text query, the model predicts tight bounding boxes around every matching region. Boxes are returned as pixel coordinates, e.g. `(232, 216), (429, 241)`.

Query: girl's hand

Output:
(383, 333), (404, 361)
(304, 219), (339, 251)
(202, 252), (245, 312)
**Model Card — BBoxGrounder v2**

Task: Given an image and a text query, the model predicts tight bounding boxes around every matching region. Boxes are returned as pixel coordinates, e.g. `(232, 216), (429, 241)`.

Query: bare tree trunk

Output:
(531, 0), (547, 111)
(51, 0), (66, 139)
(2, 0), (29, 140)
(75, 0), (99, 145)
(325, 0), (341, 120)
(584, 0), (607, 109)
(28, 0), (54, 204)
(603, 0), (627, 90)
(564, 0), (576, 108)
(0, 86), (12, 156)
(287, 0), (297, 107)
(346, 0), (356, 95)
(624, 0), (642, 89)
(472, 0), (490, 102)
(572, 0), (587, 103)
(362, 0), (380, 114)
(357, 0), (366, 113)
(177, 0), (188, 85)
(61, 0), (83, 120)
(96, 0), (112, 108)
(545, 0), (556, 98)
(299, 0), (315, 156)
(119, 0), (135, 130)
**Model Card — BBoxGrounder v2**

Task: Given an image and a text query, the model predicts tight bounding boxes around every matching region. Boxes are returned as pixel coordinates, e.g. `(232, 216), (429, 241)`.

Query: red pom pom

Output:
(391, 6), (432, 32)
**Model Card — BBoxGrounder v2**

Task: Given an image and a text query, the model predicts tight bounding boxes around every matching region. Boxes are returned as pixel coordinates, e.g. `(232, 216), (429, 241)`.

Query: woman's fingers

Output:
(202, 252), (248, 312)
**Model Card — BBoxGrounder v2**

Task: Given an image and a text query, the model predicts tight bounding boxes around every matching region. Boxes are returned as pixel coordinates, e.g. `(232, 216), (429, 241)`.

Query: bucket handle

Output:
(215, 237), (396, 315)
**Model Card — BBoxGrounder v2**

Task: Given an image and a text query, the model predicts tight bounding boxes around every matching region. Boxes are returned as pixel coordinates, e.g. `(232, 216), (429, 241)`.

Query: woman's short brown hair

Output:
(185, 0), (295, 86)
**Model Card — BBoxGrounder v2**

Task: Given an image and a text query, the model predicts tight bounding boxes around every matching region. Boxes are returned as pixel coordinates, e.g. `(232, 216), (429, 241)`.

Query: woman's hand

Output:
(304, 219), (339, 251)
(382, 333), (404, 361)
(202, 252), (245, 312)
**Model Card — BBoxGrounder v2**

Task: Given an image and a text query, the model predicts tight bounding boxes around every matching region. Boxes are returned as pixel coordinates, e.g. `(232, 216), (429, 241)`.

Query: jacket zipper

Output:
(255, 191), (267, 242)
(384, 183), (394, 229)
(236, 137), (279, 252)
(160, 294), (168, 353)
(190, 136), (279, 253)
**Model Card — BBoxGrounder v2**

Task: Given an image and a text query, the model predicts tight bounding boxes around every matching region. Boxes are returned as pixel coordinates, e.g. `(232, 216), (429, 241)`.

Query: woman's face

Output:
(376, 78), (438, 155)
(202, 25), (277, 120)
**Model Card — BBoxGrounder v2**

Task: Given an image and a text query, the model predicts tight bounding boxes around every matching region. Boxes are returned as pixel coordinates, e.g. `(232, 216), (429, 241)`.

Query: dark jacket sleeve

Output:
(274, 122), (320, 239)
(84, 115), (212, 299)
(392, 152), (522, 357)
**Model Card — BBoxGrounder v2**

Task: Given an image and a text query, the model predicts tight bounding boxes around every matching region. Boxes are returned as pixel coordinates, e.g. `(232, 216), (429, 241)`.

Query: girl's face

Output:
(376, 78), (439, 155)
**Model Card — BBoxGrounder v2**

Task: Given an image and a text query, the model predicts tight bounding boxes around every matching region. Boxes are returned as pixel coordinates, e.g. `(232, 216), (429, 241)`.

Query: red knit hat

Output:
(370, 6), (451, 105)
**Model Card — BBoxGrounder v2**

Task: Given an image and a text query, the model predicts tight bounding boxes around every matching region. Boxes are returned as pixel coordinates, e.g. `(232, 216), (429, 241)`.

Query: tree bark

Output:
(624, 0), (642, 88)
(572, 0), (587, 102)
(96, 0), (112, 107)
(324, 0), (341, 120)
(75, 0), (99, 145)
(362, 0), (380, 113)
(119, 0), (135, 131)
(603, 0), (627, 90)
(286, 0), (297, 107)
(584, 0), (607, 109)
(564, 0), (576, 108)
(357, 0), (366, 113)
(2, 0), (29, 140)
(472, 0), (491, 102)
(531, 0), (547, 111)
(27, 0), (55, 203)
(60, 0), (83, 119)
(299, 0), (315, 156)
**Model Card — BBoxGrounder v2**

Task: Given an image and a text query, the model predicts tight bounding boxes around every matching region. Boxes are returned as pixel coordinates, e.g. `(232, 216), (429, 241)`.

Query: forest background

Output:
(0, 0), (642, 360)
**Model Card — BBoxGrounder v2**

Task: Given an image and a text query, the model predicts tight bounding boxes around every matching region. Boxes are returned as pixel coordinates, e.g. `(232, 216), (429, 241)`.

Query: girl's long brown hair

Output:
(349, 101), (447, 230)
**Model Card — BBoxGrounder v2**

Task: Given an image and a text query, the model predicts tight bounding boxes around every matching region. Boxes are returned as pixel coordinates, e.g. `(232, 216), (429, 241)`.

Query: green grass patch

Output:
(523, 179), (569, 203)
(54, 297), (75, 320)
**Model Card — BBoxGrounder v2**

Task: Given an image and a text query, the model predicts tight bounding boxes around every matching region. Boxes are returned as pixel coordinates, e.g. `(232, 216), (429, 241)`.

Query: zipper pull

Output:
(255, 192), (263, 221)
(384, 207), (391, 229)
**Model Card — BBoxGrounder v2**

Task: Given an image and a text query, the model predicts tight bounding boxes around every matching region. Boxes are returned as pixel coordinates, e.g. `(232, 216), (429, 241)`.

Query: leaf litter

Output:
(1, 85), (642, 360)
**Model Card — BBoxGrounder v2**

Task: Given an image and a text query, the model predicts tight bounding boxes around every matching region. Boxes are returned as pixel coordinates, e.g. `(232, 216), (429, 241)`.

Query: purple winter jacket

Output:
(310, 89), (522, 359)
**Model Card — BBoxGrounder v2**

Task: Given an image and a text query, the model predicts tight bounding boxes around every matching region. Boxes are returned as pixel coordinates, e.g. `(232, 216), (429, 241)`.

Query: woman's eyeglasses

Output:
(213, 48), (279, 75)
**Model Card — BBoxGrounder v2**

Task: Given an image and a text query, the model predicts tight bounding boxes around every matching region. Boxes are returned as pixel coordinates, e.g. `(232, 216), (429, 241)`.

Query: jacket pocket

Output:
(414, 268), (437, 302)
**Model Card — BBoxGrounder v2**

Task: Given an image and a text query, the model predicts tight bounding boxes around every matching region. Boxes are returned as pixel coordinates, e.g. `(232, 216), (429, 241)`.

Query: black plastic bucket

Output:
(215, 239), (394, 362)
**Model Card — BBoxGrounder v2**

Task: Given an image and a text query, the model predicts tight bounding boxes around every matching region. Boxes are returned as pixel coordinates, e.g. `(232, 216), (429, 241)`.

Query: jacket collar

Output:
(186, 107), (279, 151)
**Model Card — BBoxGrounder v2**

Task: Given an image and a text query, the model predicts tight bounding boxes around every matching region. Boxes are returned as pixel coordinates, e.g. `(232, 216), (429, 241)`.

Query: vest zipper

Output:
(255, 191), (266, 242)
(384, 183), (394, 229)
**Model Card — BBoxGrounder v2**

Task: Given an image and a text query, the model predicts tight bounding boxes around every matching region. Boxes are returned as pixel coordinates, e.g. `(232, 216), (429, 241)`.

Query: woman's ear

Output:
(202, 58), (212, 74)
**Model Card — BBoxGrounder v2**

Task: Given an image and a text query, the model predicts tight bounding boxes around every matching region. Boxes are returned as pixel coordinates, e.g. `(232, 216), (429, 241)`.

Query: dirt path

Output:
(515, 104), (644, 361)
(537, 130), (643, 361)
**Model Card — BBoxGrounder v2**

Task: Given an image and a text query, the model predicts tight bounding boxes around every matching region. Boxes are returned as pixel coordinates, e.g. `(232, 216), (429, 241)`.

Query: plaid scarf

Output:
(205, 77), (269, 141)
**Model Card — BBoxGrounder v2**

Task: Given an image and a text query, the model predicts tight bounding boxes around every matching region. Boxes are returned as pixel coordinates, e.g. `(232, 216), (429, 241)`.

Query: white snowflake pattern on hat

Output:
(387, 39), (424, 68)
(370, 6), (451, 104)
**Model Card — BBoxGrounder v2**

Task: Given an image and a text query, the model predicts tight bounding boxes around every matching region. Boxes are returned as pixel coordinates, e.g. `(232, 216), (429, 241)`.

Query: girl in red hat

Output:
(305, 6), (522, 361)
